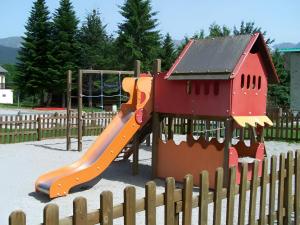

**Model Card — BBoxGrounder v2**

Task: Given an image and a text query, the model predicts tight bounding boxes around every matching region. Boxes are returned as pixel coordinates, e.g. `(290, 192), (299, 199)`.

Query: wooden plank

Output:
(43, 204), (59, 225)
(277, 153), (286, 225)
(226, 166), (236, 225)
(249, 161), (259, 225)
(238, 163), (248, 225)
(145, 181), (156, 225)
(73, 197), (87, 225)
(296, 150), (300, 225)
(183, 174), (193, 225)
(199, 171), (209, 225)
(9, 211), (26, 225)
(258, 158), (268, 225)
(213, 168), (223, 225)
(165, 177), (175, 225)
(283, 151), (293, 224)
(269, 155), (277, 225)
(124, 186), (136, 225)
(100, 191), (113, 225)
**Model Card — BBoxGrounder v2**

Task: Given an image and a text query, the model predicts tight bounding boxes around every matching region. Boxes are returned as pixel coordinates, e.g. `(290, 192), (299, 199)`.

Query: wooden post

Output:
(205, 120), (210, 141)
(223, 118), (233, 187)
(88, 74), (93, 108)
(132, 60), (141, 175)
(132, 135), (139, 175)
(78, 70), (83, 152)
(168, 116), (174, 140)
(134, 60), (141, 77)
(66, 70), (72, 151)
(151, 59), (161, 178)
(37, 116), (42, 141)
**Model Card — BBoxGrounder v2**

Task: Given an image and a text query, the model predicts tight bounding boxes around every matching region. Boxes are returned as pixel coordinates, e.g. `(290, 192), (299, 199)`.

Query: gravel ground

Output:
(0, 135), (300, 225)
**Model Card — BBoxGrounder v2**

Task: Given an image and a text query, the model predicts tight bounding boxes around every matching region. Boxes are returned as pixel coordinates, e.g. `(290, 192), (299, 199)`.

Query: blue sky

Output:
(0, 0), (299, 45)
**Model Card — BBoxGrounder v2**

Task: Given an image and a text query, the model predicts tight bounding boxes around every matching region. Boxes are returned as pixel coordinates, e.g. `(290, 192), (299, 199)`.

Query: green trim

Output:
(278, 48), (300, 53)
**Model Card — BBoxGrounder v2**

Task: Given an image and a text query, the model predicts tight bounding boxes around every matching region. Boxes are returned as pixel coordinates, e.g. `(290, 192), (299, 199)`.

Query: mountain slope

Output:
(0, 45), (18, 64)
(0, 36), (22, 48)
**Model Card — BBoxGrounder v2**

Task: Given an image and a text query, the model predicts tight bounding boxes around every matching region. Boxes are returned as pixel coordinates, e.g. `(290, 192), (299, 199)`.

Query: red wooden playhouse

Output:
(151, 33), (279, 187)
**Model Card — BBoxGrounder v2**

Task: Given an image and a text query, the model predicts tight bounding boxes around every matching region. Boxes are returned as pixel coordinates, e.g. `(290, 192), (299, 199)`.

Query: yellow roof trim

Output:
(233, 116), (273, 127)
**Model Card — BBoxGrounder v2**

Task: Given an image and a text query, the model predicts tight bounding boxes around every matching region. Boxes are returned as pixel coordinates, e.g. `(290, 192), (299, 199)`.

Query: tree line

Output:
(11, 0), (289, 107)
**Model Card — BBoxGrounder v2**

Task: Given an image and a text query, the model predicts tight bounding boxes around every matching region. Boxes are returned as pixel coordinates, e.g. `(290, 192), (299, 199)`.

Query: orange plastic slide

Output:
(35, 76), (153, 198)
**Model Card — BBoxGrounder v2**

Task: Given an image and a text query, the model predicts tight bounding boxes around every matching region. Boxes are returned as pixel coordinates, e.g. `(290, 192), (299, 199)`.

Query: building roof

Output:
(165, 33), (279, 83)
(278, 48), (300, 53)
(0, 66), (7, 74)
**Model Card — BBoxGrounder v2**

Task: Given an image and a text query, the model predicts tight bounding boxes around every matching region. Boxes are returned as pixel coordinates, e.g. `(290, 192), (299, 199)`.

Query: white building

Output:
(0, 66), (13, 104)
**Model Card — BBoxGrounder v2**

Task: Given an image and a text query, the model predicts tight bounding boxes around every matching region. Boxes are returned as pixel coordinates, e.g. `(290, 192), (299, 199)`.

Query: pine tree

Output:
(160, 33), (176, 71)
(16, 0), (51, 103)
(78, 9), (113, 69)
(208, 23), (231, 37)
(233, 21), (274, 45)
(48, 0), (79, 104)
(116, 0), (161, 71)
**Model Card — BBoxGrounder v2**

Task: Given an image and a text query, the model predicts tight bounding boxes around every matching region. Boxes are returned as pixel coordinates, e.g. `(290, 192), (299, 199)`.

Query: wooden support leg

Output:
(132, 135), (140, 175)
(250, 127), (257, 146)
(239, 127), (244, 142)
(224, 118), (234, 187)
(205, 120), (210, 141)
(168, 116), (173, 140)
(151, 112), (161, 178)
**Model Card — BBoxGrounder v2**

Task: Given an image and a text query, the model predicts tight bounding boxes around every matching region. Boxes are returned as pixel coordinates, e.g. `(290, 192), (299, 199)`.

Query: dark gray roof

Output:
(0, 66), (7, 74)
(167, 35), (252, 80)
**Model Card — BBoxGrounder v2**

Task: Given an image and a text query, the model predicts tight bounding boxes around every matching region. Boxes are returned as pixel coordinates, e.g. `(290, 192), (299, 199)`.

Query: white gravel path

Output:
(0, 135), (299, 225)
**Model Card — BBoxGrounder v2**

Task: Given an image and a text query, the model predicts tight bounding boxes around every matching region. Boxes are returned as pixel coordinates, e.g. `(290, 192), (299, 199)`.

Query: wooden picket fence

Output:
(0, 112), (117, 144)
(8, 150), (300, 225)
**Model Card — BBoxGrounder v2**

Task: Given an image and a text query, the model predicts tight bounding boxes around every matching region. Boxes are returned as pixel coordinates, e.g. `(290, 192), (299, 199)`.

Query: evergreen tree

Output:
(16, 0), (51, 103)
(233, 21), (274, 45)
(160, 33), (176, 71)
(48, 0), (79, 104)
(78, 9), (113, 69)
(268, 51), (290, 107)
(208, 23), (230, 37)
(116, 0), (161, 71)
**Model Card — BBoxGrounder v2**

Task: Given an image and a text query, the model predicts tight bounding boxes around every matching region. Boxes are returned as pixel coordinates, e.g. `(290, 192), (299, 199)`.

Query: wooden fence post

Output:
(145, 181), (156, 225)
(259, 158), (268, 225)
(165, 177), (175, 225)
(73, 197), (87, 225)
(284, 151), (293, 224)
(226, 166), (236, 225)
(100, 191), (113, 225)
(124, 186), (136, 225)
(213, 168), (223, 225)
(238, 163), (248, 225)
(296, 150), (300, 225)
(199, 171), (209, 225)
(9, 211), (26, 225)
(37, 116), (42, 141)
(183, 174), (193, 225)
(43, 204), (59, 225)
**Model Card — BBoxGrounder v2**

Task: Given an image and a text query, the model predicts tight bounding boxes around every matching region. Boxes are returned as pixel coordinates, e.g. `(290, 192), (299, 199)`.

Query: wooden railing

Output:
(0, 112), (117, 144)
(8, 151), (300, 225)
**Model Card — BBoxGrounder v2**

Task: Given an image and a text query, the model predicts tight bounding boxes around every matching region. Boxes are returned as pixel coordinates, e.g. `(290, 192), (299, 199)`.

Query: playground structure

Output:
(36, 33), (278, 198)
(65, 64), (139, 152)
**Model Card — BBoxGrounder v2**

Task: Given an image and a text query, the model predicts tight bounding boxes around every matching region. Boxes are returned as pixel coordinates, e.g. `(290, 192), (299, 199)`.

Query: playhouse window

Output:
(186, 81), (192, 95)
(241, 74), (245, 88)
(213, 82), (219, 95)
(246, 75), (251, 89)
(204, 81), (210, 95)
(252, 76), (256, 89)
(258, 76), (261, 90)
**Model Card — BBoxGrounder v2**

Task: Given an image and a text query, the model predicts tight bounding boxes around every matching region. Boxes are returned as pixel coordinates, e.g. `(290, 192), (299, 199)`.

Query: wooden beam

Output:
(80, 70), (134, 75)
(223, 118), (233, 187)
(66, 70), (72, 151)
(78, 70), (83, 152)
(134, 60), (141, 77)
